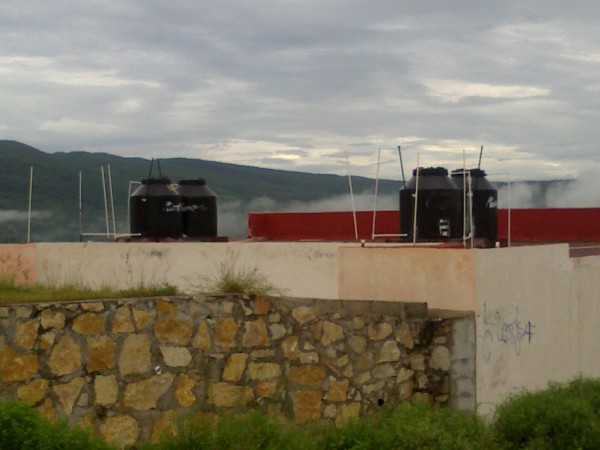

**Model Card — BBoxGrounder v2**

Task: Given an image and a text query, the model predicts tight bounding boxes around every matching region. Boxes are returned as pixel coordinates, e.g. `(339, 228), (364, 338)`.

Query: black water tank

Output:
(130, 177), (183, 238)
(451, 168), (497, 244)
(178, 178), (218, 238)
(399, 167), (462, 241)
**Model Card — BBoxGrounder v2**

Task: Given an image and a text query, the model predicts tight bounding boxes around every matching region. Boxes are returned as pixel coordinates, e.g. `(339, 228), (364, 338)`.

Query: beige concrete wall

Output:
(0, 243), (37, 285)
(338, 246), (477, 311)
(35, 242), (352, 298)
(474, 244), (578, 416)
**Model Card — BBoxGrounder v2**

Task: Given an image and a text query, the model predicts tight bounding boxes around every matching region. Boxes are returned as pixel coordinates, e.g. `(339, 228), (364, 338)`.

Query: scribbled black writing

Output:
(481, 302), (535, 362)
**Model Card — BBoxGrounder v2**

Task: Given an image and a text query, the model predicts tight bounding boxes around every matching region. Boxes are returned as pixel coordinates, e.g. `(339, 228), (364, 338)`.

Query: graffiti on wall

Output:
(480, 302), (535, 362)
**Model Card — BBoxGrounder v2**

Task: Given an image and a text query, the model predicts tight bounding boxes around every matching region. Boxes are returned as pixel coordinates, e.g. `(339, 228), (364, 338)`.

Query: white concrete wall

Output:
(570, 255), (600, 375)
(36, 242), (354, 299)
(5, 241), (600, 417)
(474, 244), (586, 416)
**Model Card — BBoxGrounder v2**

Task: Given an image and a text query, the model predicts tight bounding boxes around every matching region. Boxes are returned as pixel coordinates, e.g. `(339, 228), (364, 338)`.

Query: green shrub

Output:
(0, 401), (115, 450)
(493, 377), (600, 449)
(140, 405), (490, 450)
(139, 411), (317, 450)
(322, 401), (491, 450)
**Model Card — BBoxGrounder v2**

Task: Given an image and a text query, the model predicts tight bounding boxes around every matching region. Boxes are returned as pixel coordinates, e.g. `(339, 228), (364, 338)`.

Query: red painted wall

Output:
(248, 208), (600, 242)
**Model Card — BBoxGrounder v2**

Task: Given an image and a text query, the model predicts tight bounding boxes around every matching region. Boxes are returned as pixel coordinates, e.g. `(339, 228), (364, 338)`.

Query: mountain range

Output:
(0, 140), (403, 242)
(1, 140), (580, 242)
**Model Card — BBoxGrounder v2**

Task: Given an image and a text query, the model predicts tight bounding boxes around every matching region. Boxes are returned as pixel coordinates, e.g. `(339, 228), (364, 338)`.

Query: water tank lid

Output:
(412, 167), (448, 176)
(451, 168), (487, 177)
(178, 178), (207, 186)
(141, 177), (172, 185)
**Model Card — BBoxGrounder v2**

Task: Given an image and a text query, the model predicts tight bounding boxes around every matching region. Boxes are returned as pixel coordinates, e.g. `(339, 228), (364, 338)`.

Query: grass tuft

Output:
(197, 259), (278, 296)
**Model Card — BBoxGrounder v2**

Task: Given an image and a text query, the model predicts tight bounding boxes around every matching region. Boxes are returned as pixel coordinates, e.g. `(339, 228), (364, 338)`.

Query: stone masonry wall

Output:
(0, 295), (454, 448)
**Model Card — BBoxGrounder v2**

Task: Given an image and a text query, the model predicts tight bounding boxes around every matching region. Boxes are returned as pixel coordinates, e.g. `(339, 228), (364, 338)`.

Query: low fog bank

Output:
(219, 190), (396, 238)
(497, 170), (600, 208)
(220, 171), (600, 238)
(6, 172), (600, 240)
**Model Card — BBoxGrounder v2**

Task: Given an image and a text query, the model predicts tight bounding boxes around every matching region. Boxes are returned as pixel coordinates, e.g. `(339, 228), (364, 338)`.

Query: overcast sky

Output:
(2, 1), (600, 181)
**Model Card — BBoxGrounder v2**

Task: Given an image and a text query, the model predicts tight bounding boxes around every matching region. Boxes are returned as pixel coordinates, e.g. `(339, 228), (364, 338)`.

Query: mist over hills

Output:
(0, 140), (595, 242)
(0, 140), (401, 241)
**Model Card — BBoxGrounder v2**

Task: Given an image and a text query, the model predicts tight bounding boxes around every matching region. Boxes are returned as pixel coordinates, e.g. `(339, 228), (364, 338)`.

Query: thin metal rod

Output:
(346, 154), (358, 240)
(79, 171), (83, 242)
(468, 172), (474, 248)
(107, 164), (116, 236)
(101, 166), (110, 238)
(27, 166), (33, 243)
(412, 154), (420, 246)
(371, 148), (382, 240)
(462, 150), (467, 245)
(477, 145), (484, 170)
(398, 145), (406, 188)
(127, 181), (140, 233)
(148, 158), (154, 178)
(507, 172), (512, 247)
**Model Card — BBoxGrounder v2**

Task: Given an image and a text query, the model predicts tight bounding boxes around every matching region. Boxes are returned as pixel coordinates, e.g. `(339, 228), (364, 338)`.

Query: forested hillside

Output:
(0, 140), (400, 242)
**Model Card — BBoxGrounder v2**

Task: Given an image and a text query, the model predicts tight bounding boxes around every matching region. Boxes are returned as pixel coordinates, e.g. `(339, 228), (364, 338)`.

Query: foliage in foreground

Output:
(0, 401), (115, 450)
(5, 378), (600, 449)
(0, 276), (178, 303)
(197, 258), (278, 296)
(492, 377), (600, 449)
(140, 402), (491, 450)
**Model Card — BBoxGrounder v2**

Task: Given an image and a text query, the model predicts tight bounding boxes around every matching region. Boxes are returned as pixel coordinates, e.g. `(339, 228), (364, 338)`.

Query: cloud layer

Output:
(2, 1), (600, 181)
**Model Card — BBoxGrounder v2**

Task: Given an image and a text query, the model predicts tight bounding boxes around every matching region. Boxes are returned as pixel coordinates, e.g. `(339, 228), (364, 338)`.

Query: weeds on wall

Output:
(196, 258), (279, 297)
(0, 276), (178, 304)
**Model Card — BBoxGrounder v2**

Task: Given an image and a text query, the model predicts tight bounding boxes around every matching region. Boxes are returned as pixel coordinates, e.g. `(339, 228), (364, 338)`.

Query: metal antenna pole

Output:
(507, 172), (512, 247)
(79, 171), (83, 242)
(27, 166), (33, 243)
(371, 148), (382, 240)
(477, 145), (484, 170)
(107, 164), (117, 237)
(412, 154), (420, 246)
(468, 172), (474, 248)
(398, 145), (406, 188)
(462, 150), (467, 245)
(345, 154), (358, 240)
(101, 166), (110, 238)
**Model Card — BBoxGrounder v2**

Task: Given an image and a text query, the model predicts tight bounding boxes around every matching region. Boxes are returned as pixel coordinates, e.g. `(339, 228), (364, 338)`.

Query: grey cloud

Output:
(1, 1), (600, 179)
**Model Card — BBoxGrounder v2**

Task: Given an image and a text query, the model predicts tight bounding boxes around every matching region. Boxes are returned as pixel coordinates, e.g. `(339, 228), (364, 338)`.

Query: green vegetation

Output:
(0, 277), (178, 304)
(320, 402), (490, 450)
(140, 404), (490, 450)
(140, 411), (313, 450)
(3, 374), (600, 449)
(492, 377), (600, 449)
(197, 259), (278, 296)
(0, 401), (115, 450)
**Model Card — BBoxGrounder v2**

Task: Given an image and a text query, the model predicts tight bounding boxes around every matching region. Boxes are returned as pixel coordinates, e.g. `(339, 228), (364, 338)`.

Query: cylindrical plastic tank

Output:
(451, 168), (497, 245)
(130, 177), (183, 238)
(399, 167), (462, 241)
(177, 178), (218, 238)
